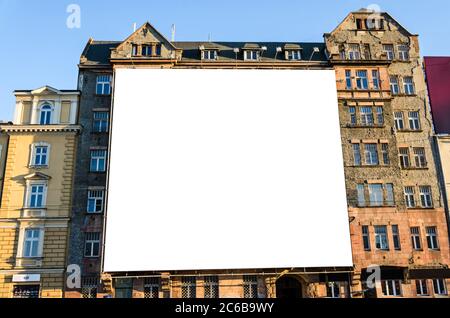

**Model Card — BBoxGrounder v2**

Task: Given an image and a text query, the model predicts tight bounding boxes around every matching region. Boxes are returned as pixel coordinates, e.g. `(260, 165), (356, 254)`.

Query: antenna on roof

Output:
(171, 24), (176, 42)
(133, 23), (137, 32)
(208, 33), (212, 43)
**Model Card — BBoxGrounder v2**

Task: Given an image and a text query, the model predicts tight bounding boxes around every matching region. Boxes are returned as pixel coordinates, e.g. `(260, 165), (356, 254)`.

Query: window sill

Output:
(396, 129), (423, 133)
(392, 93), (417, 97)
(401, 167), (429, 171)
(84, 256), (100, 259)
(89, 171), (107, 174)
(91, 132), (109, 135)
(29, 165), (49, 170)
(86, 212), (104, 215)
(346, 125), (385, 129)
(94, 94), (112, 97)
(350, 164), (391, 168)
(406, 207), (435, 210)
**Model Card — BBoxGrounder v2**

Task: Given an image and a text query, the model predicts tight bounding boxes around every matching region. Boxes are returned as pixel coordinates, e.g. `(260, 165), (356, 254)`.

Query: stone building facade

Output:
(325, 10), (450, 298)
(0, 87), (80, 298)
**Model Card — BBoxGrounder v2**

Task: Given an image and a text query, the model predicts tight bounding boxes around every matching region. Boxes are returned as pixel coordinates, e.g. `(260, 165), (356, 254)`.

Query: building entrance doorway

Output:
(276, 276), (303, 298)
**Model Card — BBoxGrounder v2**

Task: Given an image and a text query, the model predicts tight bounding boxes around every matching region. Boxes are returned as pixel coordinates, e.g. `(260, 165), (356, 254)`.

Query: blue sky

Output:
(0, 0), (449, 121)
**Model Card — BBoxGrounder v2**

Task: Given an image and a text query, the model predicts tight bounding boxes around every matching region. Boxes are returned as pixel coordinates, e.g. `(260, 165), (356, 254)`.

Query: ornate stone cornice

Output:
(0, 125), (82, 134)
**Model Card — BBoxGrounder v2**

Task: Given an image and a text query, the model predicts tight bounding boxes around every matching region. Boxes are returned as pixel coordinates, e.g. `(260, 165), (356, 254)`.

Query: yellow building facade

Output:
(0, 87), (80, 298)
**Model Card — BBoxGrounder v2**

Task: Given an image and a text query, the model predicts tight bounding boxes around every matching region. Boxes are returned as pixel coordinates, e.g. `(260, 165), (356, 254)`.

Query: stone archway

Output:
(276, 276), (304, 299)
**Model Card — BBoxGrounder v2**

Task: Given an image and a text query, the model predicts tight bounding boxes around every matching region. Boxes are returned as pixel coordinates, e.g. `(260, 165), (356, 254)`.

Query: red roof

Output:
(424, 57), (450, 134)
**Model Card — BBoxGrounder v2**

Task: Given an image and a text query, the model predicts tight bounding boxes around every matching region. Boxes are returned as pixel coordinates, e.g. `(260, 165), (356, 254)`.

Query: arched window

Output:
(39, 104), (52, 125)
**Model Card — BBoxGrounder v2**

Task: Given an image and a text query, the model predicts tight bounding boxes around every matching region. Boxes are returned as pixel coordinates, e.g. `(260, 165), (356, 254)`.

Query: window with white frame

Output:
(357, 184), (366, 207)
(243, 276), (258, 298)
(364, 144), (379, 165)
(394, 112), (404, 130)
(372, 70), (380, 90)
(392, 225), (401, 250)
(362, 225), (371, 251)
(433, 279), (448, 295)
(416, 280), (429, 296)
(27, 183), (46, 208)
(398, 45), (410, 61)
(356, 70), (369, 90)
(142, 45), (153, 56)
(382, 280), (402, 297)
(368, 184), (383, 207)
(383, 44), (394, 60)
(244, 50), (259, 61)
(413, 148), (427, 168)
(84, 232), (101, 258)
(426, 226), (439, 250)
(93, 112), (109, 133)
(87, 190), (105, 213)
(381, 143), (390, 165)
(345, 70), (352, 90)
(403, 77), (415, 95)
(202, 50), (218, 61)
(374, 225), (389, 250)
(23, 228), (42, 258)
(419, 186), (433, 208)
(399, 148), (410, 169)
(376, 107), (384, 125)
(408, 111), (421, 130)
(131, 44), (138, 56)
(181, 277), (197, 298)
(31, 144), (49, 167)
(360, 107), (373, 126)
(410, 227), (422, 250)
(348, 44), (361, 60)
(96, 75), (112, 95)
(352, 144), (361, 166)
(326, 282), (340, 298)
(144, 277), (160, 298)
(39, 104), (53, 125)
(349, 106), (356, 125)
(390, 76), (400, 95)
(385, 184), (394, 206)
(204, 276), (219, 298)
(287, 50), (301, 60)
(404, 186), (416, 208)
(90, 150), (107, 172)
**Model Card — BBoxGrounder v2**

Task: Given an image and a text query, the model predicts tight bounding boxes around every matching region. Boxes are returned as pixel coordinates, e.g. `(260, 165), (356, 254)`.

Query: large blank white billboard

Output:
(104, 68), (352, 272)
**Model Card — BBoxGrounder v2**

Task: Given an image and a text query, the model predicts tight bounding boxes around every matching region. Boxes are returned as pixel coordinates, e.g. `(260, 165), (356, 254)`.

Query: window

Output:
(23, 229), (42, 258)
(381, 280), (402, 297)
(360, 107), (374, 126)
(376, 107), (384, 125)
(416, 280), (429, 296)
(13, 285), (40, 298)
(155, 44), (162, 56)
(410, 227), (422, 250)
(96, 75), (112, 95)
(93, 112), (109, 133)
(433, 279), (448, 295)
(243, 276), (258, 298)
(82, 277), (98, 299)
(392, 225), (401, 250)
(90, 150), (107, 172)
(357, 184), (366, 207)
(403, 77), (415, 95)
(383, 44), (395, 61)
(287, 50), (301, 60)
(372, 70), (380, 90)
(385, 184), (394, 206)
(394, 112), (404, 130)
(426, 227), (439, 250)
(374, 225), (389, 250)
(381, 143), (390, 165)
(364, 144), (379, 166)
(352, 144), (361, 166)
(348, 44), (361, 60)
(87, 190), (104, 213)
(404, 186), (416, 208)
(398, 45), (410, 61)
(413, 148), (427, 168)
(204, 276), (219, 298)
(244, 51), (259, 61)
(131, 44), (138, 56)
(368, 184), (383, 207)
(345, 70), (352, 90)
(390, 76), (400, 95)
(115, 278), (133, 298)
(202, 50), (218, 60)
(39, 104), (53, 125)
(28, 184), (46, 208)
(181, 277), (197, 298)
(349, 106), (356, 125)
(142, 45), (152, 56)
(32, 145), (49, 166)
(399, 148), (410, 169)
(326, 282), (340, 298)
(362, 226), (371, 251)
(408, 111), (421, 130)
(144, 278), (160, 299)
(356, 70), (369, 90)
(362, 44), (371, 60)
(84, 232), (101, 258)
(419, 186), (433, 208)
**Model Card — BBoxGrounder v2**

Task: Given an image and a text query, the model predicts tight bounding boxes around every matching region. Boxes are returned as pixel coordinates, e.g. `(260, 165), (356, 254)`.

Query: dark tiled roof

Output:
(81, 40), (327, 65)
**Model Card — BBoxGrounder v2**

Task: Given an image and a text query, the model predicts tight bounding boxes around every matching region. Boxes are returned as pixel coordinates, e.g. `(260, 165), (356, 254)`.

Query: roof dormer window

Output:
(131, 44), (139, 56)
(244, 50), (260, 61)
(287, 50), (302, 61)
(142, 45), (152, 56)
(202, 50), (218, 61)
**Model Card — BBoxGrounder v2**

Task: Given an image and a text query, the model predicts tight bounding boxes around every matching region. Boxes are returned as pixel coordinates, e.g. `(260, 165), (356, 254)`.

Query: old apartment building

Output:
(0, 87), (80, 298)
(61, 9), (449, 299)
(325, 10), (450, 297)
